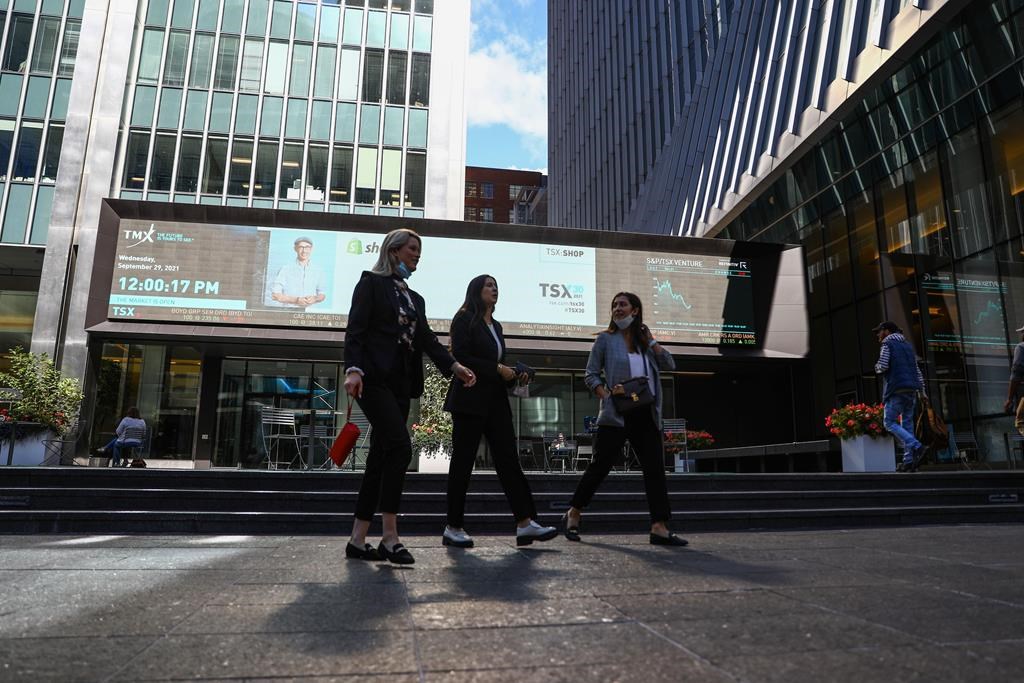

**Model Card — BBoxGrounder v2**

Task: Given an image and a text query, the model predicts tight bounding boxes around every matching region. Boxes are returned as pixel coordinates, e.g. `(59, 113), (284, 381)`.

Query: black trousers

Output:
(354, 367), (412, 522)
(570, 409), (671, 523)
(448, 399), (537, 527)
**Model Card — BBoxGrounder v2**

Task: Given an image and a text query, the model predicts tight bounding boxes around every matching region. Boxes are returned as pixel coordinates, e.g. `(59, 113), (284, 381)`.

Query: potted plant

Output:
(0, 347), (84, 466)
(411, 365), (453, 472)
(686, 429), (715, 450)
(826, 402), (895, 472)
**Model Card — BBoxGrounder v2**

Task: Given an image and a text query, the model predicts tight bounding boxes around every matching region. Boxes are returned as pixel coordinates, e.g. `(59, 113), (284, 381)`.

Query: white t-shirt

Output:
(486, 322), (502, 359)
(626, 351), (655, 390)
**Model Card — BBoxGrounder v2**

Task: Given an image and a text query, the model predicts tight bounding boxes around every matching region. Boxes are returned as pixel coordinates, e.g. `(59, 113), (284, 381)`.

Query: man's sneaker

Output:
(896, 460), (916, 472)
(442, 526), (474, 548)
(516, 520), (558, 546)
(911, 444), (930, 470)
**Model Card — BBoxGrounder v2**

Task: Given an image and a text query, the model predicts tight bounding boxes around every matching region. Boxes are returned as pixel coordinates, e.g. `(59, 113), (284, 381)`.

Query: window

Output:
(209, 92), (232, 133)
(260, 96), (282, 136)
(310, 100), (331, 140)
(270, 0), (293, 39)
(0, 120), (13, 180)
(362, 49), (383, 102)
(183, 89), (208, 129)
(355, 146), (377, 203)
(130, 85), (157, 127)
(380, 148), (401, 205)
(386, 51), (406, 104)
(170, 0), (195, 28)
(415, 0), (433, 14)
(330, 145), (353, 201)
(264, 41), (288, 94)
(253, 140), (277, 197)
(509, 184), (522, 200)
(342, 8), (363, 44)
(157, 88), (183, 129)
(239, 39), (264, 91)
(57, 20), (81, 77)
(407, 108), (426, 148)
(196, 0), (220, 31)
(137, 29), (164, 83)
(13, 122), (43, 181)
(246, 0), (269, 36)
(123, 131), (150, 189)
(214, 35), (240, 89)
(3, 14), (33, 73)
(465, 181), (478, 198)
(189, 34), (215, 88)
(481, 207), (494, 222)
(289, 43), (312, 96)
(314, 46), (336, 98)
(409, 53), (429, 106)
(359, 104), (380, 144)
(465, 207), (478, 221)
(234, 93), (258, 134)
(163, 31), (190, 86)
(279, 142), (303, 198)
(338, 48), (359, 100)
(40, 124), (62, 182)
(404, 151), (425, 207)
(175, 135), (202, 192)
(295, 3), (316, 41)
(390, 13), (409, 49)
(227, 139), (253, 195)
(307, 144), (328, 196)
(335, 101), (356, 142)
(319, 5), (340, 43)
(383, 106), (403, 146)
(366, 11), (386, 47)
(482, 182), (493, 199)
(285, 98), (307, 138)
(222, 0), (244, 33)
(30, 17), (61, 73)
(203, 137), (228, 194)
(149, 134), (176, 191)
(413, 15), (431, 52)
(147, 0), (169, 26)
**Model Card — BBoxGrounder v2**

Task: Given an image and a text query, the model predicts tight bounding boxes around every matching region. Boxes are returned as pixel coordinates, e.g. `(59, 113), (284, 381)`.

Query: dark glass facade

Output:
(719, 0), (1024, 462)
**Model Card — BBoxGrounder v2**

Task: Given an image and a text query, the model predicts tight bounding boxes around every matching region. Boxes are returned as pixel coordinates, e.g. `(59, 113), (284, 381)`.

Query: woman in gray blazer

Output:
(564, 292), (688, 546)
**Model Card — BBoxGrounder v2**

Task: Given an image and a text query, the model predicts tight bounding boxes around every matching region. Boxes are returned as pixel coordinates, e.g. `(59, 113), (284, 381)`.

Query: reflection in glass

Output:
(260, 96), (283, 136)
(407, 108), (427, 148)
(359, 104), (380, 144)
(246, 0), (269, 36)
(189, 33), (215, 88)
(380, 148), (401, 205)
(137, 28), (164, 83)
(335, 102), (356, 142)
(57, 20), (81, 77)
(413, 14), (431, 52)
(390, 13), (409, 49)
(366, 10), (386, 47)
(214, 35), (240, 89)
(946, 126), (993, 258)
(30, 17), (60, 73)
(823, 208), (853, 306)
(338, 48), (360, 100)
(319, 5), (340, 43)
(314, 46), (336, 98)
(343, 8), (363, 44)
(355, 146), (377, 201)
(271, 0), (293, 39)
(295, 2), (316, 41)
(235, 93), (258, 134)
(240, 38), (264, 91)
(307, 144), (328, 196)
(40, 124), (61, 183)
(157, 88), (183, 129)
(383, 106), (403, 146)
(183, 89), (208, 129)
(163, 30), (190, 86)
(12, 123), (42, 181)
(265, 42), (288, 94)
(285, 98), (307, 138)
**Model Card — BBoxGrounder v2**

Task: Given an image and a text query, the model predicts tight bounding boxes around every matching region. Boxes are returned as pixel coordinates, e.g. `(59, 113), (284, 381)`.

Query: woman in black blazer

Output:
(343, 228), (476, 565)
(442, 274), (557, 548)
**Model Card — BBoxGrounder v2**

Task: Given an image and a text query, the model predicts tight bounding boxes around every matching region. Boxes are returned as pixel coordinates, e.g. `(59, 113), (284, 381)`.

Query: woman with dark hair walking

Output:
(442, 274), (558, 548)
(343, 228), (476, 565)
(564, 292), (687, 546)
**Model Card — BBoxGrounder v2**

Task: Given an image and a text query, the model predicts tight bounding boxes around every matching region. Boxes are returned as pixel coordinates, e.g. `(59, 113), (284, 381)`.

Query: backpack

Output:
(915, 393), (949, 452)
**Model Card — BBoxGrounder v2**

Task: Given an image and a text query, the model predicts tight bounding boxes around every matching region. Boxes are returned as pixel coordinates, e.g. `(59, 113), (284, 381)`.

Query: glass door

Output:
(214, 359), (342, 469)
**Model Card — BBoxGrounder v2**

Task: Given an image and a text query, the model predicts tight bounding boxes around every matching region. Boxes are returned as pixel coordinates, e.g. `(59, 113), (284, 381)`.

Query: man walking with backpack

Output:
(1004, 324), (1024, 437)
(873, 322), (927, 472)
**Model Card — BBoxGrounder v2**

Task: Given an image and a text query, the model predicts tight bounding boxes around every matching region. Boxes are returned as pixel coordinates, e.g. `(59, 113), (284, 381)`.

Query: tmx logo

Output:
(539, 283), (584, 298)
(346, 239), (381, 255)
(124, 224), (156, 248)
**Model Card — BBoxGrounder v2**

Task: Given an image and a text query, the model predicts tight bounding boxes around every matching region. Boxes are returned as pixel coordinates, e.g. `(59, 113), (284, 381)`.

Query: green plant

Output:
(0, 347), (84, 438)
(825, 403), (886, 440)
(411, 364), (452, 455)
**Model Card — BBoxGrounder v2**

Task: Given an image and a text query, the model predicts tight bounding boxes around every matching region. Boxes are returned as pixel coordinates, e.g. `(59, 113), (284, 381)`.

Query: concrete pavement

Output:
(2, 524), (1023, 681)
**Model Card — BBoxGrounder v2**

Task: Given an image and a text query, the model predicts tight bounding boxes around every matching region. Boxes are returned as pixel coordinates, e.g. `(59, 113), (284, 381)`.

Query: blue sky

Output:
(466, 0), (547, 173)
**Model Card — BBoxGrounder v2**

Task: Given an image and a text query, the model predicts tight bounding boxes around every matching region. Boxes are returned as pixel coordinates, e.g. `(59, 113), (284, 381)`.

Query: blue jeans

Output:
(103, 437), (142, 466)
(883, 392), (921, 463)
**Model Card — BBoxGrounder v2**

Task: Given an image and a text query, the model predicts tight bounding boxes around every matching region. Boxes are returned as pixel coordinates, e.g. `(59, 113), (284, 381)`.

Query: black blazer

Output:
(444, 312), (514, 416)
(344, 271), (454, 398)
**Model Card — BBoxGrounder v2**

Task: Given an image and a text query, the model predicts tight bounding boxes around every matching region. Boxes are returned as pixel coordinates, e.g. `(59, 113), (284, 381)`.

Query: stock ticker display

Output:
(108, 220), (758, 346)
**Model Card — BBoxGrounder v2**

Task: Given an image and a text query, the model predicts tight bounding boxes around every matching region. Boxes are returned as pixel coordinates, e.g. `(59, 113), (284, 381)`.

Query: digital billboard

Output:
(107, 220), (757, 346)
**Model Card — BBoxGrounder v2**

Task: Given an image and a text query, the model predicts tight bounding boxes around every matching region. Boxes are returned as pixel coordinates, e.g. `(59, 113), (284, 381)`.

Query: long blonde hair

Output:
(369, 228), (422, 276)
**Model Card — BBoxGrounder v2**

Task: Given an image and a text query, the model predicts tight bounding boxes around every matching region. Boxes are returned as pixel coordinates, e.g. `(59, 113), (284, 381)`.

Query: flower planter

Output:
(1, 430), (58, 466)
(416, 446), (452, 473)
(841, 434), (896, 472)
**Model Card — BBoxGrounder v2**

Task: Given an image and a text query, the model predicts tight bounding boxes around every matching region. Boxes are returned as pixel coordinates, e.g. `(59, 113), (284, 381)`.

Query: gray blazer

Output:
(584, 331), (675, 428)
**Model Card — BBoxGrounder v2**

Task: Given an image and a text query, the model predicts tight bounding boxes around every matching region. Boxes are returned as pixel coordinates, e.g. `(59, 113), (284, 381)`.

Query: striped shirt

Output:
(875, 333), (925, 386)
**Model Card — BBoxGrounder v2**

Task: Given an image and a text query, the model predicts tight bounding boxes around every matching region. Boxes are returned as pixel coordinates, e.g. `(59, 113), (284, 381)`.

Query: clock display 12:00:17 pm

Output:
(117, 277), (221, 295)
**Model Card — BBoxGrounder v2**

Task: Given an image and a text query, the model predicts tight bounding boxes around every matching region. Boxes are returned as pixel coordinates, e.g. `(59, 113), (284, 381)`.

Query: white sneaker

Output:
(516, 520), (558, 546)
(442, 526), (474, 548)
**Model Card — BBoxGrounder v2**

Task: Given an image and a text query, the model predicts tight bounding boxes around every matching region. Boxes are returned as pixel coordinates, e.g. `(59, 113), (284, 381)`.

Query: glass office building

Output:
(549, 0), (1024, 463)
(718, 0), (1024, 461)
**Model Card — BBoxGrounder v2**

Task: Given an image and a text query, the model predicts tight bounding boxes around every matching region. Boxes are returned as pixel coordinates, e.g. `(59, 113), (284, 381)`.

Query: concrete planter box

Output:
(1, 430), (57, 466)
(841, 435), (896, 472)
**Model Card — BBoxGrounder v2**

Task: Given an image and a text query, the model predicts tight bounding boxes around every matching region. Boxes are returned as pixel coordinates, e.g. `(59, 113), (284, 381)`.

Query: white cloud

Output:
(466, 27), (547, 141)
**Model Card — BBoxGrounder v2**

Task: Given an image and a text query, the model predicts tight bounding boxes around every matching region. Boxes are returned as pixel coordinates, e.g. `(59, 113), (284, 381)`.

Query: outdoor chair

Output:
(260, 407), (304, 469)
(41, 418), (80, 466)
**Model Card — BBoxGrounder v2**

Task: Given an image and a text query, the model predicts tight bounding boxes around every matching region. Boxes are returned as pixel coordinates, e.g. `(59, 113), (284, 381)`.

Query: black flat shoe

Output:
(378, 541), (415, 565)
(562, 512), (581, 542)
(650, 532), (688, 547)
(345, 542), (382, 561)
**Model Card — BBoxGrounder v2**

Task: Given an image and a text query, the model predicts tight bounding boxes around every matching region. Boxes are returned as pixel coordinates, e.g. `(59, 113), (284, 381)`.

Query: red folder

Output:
(329, 403), (361, 468)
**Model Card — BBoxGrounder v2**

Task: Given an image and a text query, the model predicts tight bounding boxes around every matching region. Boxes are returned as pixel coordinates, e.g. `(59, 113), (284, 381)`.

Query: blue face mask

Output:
(395, 261), (412, 279)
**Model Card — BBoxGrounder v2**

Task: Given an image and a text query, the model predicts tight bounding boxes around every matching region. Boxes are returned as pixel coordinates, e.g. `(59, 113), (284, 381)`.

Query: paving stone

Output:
(410, 596), (625, 630)
(0, 636), (159, 682)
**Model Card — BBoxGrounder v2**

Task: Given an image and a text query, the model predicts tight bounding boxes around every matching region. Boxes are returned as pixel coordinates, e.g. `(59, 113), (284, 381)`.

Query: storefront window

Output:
(93, 343), (201, 461)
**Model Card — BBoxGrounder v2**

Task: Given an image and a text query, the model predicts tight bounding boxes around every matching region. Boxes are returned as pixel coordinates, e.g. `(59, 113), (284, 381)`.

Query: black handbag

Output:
(611, 352), (655, 413)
